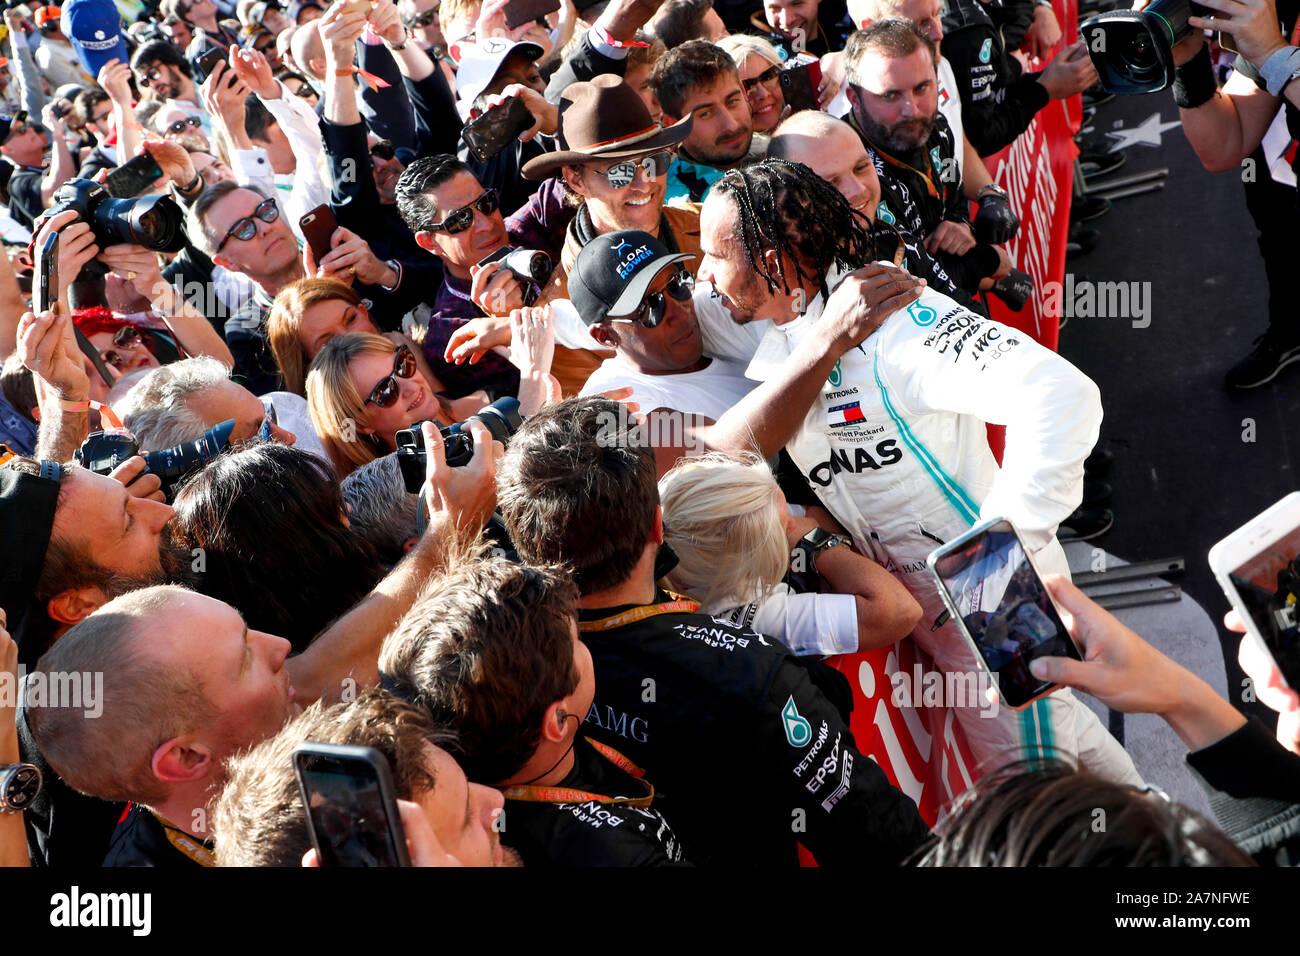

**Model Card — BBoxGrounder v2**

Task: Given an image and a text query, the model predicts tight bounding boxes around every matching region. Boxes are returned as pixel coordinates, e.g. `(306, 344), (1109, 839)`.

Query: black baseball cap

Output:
(0, 460), (64, 664)
(568, 230), (694, 326)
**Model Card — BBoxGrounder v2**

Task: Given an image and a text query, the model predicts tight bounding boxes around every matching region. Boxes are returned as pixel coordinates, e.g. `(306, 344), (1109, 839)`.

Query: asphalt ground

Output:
(1056, 85), (1299, 725)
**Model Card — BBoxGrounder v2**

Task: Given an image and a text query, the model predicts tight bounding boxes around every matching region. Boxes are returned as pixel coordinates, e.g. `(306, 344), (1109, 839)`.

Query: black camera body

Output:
(394, 397), (523, 494)
(76, 418), (236, 499)
(45, 179), (188, 254)
(1081, 0), (1207, 93)
(478, 245), (554, 285)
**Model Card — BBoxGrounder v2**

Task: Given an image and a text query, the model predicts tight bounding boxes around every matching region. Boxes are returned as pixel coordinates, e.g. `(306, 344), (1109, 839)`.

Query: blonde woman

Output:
(717, 35), (787, 135)
(658, 453), (920, 656)
(307, 307), (558, 478)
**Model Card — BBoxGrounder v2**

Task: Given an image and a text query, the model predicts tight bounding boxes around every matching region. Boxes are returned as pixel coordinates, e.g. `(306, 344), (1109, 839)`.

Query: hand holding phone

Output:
(780, 55), (824, 113)
(299, 204), (340, 266)
(461, 96), (533, 161)
(104, 152), (165, 198)
(293, 742), (410, 867)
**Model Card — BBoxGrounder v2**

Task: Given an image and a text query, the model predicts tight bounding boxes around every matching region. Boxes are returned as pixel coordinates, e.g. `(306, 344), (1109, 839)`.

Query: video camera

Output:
(394, 397), (523, 494)
(75, 419), (237, 500)
(1081, 0), (1207, 94)
(44, 179), (188, 254)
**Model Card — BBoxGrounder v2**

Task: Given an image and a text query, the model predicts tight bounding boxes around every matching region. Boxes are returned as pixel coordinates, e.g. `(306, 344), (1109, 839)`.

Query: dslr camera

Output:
(45, 179), (188, 254)
(394, 397), (523, 494)
(1081, 0), (1208, 93)
(76, 419), (236, 499)
(479, 246), (554, 285)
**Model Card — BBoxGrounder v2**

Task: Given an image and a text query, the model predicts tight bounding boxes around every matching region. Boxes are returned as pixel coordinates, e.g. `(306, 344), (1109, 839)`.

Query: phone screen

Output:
(294, 747), (409, 867)
(462, 97), (532, 162)
(1223, 525), (1300, 692)
(933, 521), (1078, 709)
(104, 153), (164, 199)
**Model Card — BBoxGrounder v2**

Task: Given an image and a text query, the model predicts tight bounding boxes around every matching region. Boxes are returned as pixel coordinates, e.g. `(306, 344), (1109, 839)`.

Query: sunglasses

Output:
(216, 197), (280, 252)
(258, 398), (278, 442)
(605, 269), (694, 329)
(100, 325), (143, 369)
(91, 109), (112, 125)
(364, 345), (417, 408)
(742, 64), (782, 94)
(597, 150), (673, 189)
(166, 116), (202, 135)
(408, 8), (438, 27)
(369, 139), (396, 161)
(425, 188), (498, 235)
(139, 64), (167, 88)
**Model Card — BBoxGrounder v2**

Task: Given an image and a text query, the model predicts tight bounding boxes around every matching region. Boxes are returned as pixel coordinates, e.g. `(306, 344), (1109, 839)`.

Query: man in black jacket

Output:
(495, 396), (932, 867)
(381, 556), (689, 867)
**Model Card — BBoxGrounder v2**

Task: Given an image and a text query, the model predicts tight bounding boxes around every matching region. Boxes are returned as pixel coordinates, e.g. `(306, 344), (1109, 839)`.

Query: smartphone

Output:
(194, 46), (226, 84)
(104, 152), (165, 199)
(780, 55), (823, 114)
(35, 225), (58, 314)
(341, 0), (372, 16)
(299, 204), (339, 265)
(503, 0), (560, 29)
(1209, 493), (1300, 694)
(461, 96), (533, 162)
(927, 517), (1082, 710)
(292, 742), (411, 867)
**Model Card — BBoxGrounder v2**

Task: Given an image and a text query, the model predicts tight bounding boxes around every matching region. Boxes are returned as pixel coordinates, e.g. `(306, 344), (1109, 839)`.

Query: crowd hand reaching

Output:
(301, 800), (463, 867)
(229, 45), (280, 99)
(320, 1), (369, 65)
(818, 51), (846, 110)
(200, 61), (253, 142)
(1019, 3), (1062, 61)
(1037, 40), (1099, 98)
(141, 139), (199, 192)
(1227, 609), (1300, 753)
(366, 0), (409, 46)
(469, 259), (528, 316)
(304, 226), (395, 286)
(97, 58), (135, 107)
(108, 455), (166, 502)
(18, 308), (91, 402)
(445, 314), (512, 365)
(510, 305), (560, 412)
(484, 84), (558, 141)
(40, 102), (68, 140)
(924, 220), (976, 256)
(420, 417), (501, 534)
(475, 0), (539, 43)
(1029, 575), (1247, 750)
(35, 210), (99, 309)
(818, 262), (924, 353)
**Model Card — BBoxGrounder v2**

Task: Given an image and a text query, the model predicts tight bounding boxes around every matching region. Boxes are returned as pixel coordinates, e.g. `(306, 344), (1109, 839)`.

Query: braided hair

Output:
(713, 159), (878, 304)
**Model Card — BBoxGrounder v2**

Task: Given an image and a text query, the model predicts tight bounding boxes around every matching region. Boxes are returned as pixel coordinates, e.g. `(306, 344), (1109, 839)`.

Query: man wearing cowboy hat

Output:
(521, 74), (702, 306)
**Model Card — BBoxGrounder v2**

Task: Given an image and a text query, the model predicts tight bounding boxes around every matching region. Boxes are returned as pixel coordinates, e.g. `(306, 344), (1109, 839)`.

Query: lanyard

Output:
(578, 596), (700, 633)
(850, 113), (941, 200)
(147, 809), (215, 867)
(502, 739), (655, 808)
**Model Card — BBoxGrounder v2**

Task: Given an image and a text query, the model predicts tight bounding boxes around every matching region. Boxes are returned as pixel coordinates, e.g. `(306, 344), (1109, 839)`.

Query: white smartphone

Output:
(1208, 492), (1300, 694)
(927, 516), (1082, 710)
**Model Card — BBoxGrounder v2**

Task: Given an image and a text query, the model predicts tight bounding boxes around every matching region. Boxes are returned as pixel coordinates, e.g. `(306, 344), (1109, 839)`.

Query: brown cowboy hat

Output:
(521, 74), (694, 181)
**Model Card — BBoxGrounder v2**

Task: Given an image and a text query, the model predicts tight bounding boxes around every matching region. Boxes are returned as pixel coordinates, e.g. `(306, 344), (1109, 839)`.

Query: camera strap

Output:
(72, 325), (116, 387)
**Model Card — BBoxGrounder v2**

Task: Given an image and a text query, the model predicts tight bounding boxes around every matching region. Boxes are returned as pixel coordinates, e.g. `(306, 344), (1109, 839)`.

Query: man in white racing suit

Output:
(692, 160), (1142, 784)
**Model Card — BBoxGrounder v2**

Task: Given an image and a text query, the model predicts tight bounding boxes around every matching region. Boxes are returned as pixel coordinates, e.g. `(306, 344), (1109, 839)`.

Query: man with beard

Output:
(651, 40), (756, 204)
(841, 20), (976, 276)
(131, 41), (204, 114)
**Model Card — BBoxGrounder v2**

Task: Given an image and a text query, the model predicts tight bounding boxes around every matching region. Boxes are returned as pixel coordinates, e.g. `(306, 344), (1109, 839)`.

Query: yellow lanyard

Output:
(147, 809), (215, 867)
(502, 740), (655, 809)
(578, 596), (700, 633)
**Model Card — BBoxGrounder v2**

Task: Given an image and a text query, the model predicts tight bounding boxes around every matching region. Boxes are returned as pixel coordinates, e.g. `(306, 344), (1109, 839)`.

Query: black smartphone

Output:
(292, 742), (411, 867)
(927, 517), (1081, 710)
(104, 152), (165, 199)
(779, 57), (823, 114)
(503, 0), (559, 29)
(299, 204), (339, 265)
(194, 46), (226, 84)
(461, 96), (533, 162)
(35, 225), (58, 314)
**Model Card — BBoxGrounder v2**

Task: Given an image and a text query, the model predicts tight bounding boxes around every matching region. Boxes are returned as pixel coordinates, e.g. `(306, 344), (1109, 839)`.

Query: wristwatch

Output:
(978, 183), (1010, 200)
(0, 763), (42, 813)
(796, 528), (854, 572)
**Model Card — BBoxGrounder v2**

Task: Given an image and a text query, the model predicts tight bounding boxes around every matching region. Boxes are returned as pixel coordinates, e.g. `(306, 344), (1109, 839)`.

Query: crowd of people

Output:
(0, 0), (1297, 869)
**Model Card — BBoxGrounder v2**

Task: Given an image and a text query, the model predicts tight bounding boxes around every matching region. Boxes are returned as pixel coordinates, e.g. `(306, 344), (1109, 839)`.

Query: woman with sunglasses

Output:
(73, 309), (168, 376)
(718, 35), (787, 136)
(267, 277), (438, 397)
(306, 312), (557, 478)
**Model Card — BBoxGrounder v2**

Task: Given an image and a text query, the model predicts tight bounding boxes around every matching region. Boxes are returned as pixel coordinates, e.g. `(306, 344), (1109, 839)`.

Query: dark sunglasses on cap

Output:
(597, 150), (673, 189)
(364, 345), (417, 408)
(605, 269), (694, 329)
(369, 139), (396, 161)
(166, 115), (202, 135)
(425, 188), (498, 235)
(742, 64), (781, 94)
(216, 197), (280, 252)
(100, 325), (143, 368)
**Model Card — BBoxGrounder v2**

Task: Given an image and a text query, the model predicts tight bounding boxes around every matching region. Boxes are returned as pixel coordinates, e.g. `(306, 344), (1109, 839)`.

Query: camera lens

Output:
(1120, 26), (1163, 83)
